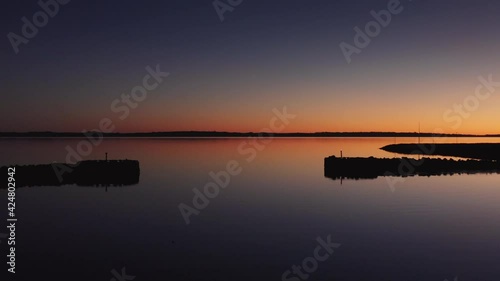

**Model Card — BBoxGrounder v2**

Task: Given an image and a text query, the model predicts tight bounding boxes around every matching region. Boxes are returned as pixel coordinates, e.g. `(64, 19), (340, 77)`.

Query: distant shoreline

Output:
(0, 131), (499, 138)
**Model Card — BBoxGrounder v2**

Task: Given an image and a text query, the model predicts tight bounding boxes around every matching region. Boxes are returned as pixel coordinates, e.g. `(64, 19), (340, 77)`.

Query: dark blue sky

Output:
(2, 0), (500, 133)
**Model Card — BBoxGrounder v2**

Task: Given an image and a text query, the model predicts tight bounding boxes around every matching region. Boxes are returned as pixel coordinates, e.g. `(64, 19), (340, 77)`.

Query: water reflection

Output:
(1, 138), (500, 281)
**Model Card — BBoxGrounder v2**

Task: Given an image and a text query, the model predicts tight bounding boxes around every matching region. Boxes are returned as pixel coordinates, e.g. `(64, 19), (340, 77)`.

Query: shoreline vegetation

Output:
(1, 131), (500, 138)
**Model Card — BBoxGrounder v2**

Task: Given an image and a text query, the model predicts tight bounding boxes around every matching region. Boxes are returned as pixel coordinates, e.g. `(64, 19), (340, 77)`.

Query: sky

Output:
(1, 0), (500, 134)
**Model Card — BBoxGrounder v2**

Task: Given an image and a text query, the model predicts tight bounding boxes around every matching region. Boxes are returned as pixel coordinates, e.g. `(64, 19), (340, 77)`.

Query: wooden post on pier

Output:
(418, 122), (421, 144)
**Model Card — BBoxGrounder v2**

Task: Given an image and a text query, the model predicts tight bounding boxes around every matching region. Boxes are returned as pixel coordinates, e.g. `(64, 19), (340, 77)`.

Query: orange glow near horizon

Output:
(105, 68), (500, 135)
(6, 62), (500, 135)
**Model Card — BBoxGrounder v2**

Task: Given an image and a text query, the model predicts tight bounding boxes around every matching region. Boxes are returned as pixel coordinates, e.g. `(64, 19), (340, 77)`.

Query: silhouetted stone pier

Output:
(381, 143), (500, 161)
(324, 156), (500, 180)
(1, 160), (140, 187)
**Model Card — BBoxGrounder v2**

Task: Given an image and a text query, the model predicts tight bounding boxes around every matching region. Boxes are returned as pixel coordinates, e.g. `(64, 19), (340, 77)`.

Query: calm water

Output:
(1, 138), (500, 281)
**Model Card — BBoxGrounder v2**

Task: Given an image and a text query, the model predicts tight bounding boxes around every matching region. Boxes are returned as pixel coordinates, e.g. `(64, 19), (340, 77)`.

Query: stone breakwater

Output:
(1, 160), (140, 187)
(324, 156), (499, 180)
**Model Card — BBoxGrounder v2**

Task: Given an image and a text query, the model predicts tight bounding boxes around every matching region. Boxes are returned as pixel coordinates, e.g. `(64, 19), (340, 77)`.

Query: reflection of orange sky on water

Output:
(137, 138), (401, 167)
(131, 138), (498, 173)
(3, 137), (500, 166)
(2, 137), (500, 180)
(121, 137), (500, 181)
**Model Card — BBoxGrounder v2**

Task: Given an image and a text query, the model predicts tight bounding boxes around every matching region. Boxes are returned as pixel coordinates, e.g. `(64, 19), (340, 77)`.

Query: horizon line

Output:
(1, 131), (500, 137)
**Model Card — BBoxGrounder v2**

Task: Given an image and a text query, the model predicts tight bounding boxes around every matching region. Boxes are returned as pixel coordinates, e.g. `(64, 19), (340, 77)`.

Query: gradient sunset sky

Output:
(2, 0), (500, 134)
